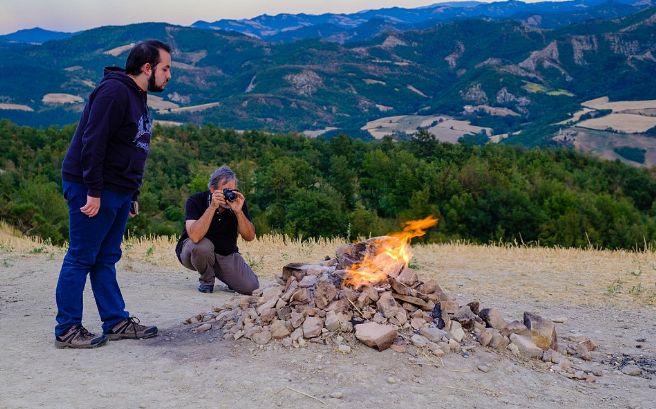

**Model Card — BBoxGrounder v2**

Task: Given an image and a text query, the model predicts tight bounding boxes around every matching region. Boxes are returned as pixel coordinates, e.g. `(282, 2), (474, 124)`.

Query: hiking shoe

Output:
(106, 317), (158, 340)
(198, 283), (214, 293)
(55, 325), (108, 349)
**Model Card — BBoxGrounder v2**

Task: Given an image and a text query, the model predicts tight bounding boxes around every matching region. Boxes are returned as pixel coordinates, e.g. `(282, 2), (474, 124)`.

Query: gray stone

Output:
(477, 364), (491, 373)
(338, 345), (351, 354)
(192, 323), (212, 333)
(428, 342), (445, 357)
(298, 275), (318, 288)
(330, 391), (344, 399)
(290, 327), (303, 342)
(449, 321), (465, 343)
(251, 330), (272, 345)
(574, 342), (592, 361)
(270, 320), (291, 339)
(397, 266), (418, 286)
(355, 322), (397, 351)
(621, 365), (642, 376)
(479, 308), (507, 330)
(523, 312), (558, 350)
(510, 334), (543, 359)
(410, 317), (427, 330)
(411, 334), (429, 348)
(420, 327), (448, 343)
(377, 291), (401, 318)
(477, 328), (494, 347)
(290, 310), (306, 328)
(454, 305), (481, 329)
(448, 339), (461, 352)
(489, 331), (510, 350)
(314, 281), (338, 309)
(325, 310), (351, 332)
(501, 320), (530, 338)
(302, 316), (324, 338)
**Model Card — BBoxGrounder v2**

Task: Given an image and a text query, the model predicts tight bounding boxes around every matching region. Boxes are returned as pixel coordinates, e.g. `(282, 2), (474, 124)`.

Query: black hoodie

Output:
(62, 67), (151, 199)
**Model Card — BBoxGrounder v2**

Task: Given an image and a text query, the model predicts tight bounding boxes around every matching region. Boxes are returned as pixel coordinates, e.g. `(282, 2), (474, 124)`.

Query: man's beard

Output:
(147, 70), (165, 92)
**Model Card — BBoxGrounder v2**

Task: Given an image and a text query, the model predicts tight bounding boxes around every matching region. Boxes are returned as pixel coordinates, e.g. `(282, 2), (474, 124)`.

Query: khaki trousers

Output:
(179, 238), (259, 295)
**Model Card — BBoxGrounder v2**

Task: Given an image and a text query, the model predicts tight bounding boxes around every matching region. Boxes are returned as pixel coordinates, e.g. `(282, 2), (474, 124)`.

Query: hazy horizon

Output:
(0, 0), (558, 35)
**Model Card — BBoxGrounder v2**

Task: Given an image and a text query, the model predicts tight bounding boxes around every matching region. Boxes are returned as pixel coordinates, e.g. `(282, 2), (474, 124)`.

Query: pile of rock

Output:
(184, 237), (597, 378)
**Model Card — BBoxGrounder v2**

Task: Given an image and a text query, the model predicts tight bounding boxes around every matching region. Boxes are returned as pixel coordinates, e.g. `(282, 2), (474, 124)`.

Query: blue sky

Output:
(0, 0), (547, 34)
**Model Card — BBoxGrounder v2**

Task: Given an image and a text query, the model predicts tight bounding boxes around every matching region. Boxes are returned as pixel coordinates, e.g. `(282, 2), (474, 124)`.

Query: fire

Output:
(343, 216), (438, 288)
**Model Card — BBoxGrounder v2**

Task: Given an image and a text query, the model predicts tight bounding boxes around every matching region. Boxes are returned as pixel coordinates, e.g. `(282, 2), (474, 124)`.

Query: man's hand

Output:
(129, 201), (139, 218)
(209, 190), (226, 210)
(80, 195), (101, 217)
(227, 191), (245, 213)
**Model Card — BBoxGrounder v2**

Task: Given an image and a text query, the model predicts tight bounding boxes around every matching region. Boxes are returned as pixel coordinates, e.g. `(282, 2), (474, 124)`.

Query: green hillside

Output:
(2, 119), (656, 250)
(0, 8), (654, 147)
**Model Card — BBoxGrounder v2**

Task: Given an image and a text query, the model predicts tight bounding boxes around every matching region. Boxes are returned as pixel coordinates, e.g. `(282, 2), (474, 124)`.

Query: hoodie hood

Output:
(102, 67), (145, 94)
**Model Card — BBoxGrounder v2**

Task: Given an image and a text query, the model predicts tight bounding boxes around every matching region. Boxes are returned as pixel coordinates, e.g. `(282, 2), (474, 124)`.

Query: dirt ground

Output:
(1, 231), (656, 409)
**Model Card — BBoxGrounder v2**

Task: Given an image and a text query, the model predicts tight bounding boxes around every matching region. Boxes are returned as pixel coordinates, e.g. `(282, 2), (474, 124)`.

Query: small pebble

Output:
(338, 345), (351, 354)
(621, 365), (642, 376)
(330, 391), (343, 399)
(387, 377), (397, 384)
(477, 364), (490, 373)
(552, 317), (567, 323)
(139, 404), (147, 409)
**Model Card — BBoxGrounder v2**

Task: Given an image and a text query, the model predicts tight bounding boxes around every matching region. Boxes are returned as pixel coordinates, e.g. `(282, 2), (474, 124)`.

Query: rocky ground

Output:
(1, 235), (655, 409)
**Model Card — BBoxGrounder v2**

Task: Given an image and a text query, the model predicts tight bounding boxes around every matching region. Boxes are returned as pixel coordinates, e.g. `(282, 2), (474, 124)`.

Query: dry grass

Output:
(2, 222), (654, 309)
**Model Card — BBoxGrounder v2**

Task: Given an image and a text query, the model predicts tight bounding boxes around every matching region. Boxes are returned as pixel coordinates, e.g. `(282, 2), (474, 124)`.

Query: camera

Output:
(223, 188), (238, 202)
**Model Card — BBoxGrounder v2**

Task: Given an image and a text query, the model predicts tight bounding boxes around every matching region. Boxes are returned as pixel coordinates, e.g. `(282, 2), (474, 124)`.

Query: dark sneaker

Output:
(106, 317), (158, 340)
(198, 283), (214, 293)
(55, 325), (108, 349)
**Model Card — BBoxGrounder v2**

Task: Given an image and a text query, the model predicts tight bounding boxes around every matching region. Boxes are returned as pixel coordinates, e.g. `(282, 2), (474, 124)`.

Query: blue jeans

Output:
(55, 181), (132, 336)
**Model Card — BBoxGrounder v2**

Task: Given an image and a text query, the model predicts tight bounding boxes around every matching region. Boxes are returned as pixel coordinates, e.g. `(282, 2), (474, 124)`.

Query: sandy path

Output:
(1, 242), (655, 409)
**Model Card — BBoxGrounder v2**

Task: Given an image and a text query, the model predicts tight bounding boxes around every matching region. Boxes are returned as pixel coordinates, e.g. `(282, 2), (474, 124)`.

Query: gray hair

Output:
(208, 165), (237, 189)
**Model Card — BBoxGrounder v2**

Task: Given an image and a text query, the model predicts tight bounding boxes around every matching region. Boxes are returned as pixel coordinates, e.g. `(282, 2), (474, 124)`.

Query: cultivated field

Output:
(362, 114), (492, 141)
(1, 223), (654, 408)
(41, 93), (83, 104)
(0, 103), (33, 111)
(577, 113), (656, 133)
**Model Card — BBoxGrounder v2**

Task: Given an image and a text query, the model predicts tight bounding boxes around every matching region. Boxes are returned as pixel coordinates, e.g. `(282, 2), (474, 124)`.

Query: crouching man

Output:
(175, 165), (259, 294)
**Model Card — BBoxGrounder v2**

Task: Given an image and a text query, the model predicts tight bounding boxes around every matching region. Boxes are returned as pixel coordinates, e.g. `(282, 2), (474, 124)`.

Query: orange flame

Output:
(343, 215), (438, 288)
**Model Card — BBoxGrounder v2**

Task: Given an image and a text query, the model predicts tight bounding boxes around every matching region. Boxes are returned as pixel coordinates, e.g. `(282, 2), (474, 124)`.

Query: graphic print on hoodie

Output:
(62, 67), (152, 199)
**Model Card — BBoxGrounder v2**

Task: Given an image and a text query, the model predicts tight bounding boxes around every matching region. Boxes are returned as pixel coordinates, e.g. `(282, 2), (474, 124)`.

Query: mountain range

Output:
(193, 0), (653, 42)
(0, 0), (655, 157)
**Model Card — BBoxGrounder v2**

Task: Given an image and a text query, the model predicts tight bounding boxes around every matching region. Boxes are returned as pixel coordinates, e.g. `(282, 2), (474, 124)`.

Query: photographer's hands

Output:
(227, 191), (245, 213)
(209, 190), (226, 210)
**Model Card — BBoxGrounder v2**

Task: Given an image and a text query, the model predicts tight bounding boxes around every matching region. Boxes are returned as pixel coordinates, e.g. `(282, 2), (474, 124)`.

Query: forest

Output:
(2, 119), (656, 250)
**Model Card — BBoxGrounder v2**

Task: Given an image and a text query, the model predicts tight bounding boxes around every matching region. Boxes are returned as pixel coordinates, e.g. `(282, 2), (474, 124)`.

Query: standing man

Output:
(55, 40), (172, 348)
(175, 166), (260, 295)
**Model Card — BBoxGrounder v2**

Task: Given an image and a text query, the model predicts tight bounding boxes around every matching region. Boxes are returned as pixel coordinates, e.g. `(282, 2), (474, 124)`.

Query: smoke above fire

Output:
(343, 215), (438, 288)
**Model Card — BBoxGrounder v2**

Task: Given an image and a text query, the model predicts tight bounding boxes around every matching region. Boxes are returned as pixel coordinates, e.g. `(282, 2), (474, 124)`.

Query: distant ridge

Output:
(191, 0), (652, 42)
(0, 27), (75, 44)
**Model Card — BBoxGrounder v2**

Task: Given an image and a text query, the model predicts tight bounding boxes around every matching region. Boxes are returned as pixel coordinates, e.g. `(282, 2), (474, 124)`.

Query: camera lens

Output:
(223, 188), (237, 202)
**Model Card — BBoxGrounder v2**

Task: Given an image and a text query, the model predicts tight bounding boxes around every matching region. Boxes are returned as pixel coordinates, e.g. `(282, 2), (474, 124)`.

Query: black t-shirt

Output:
(175, 191), (251, 258)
